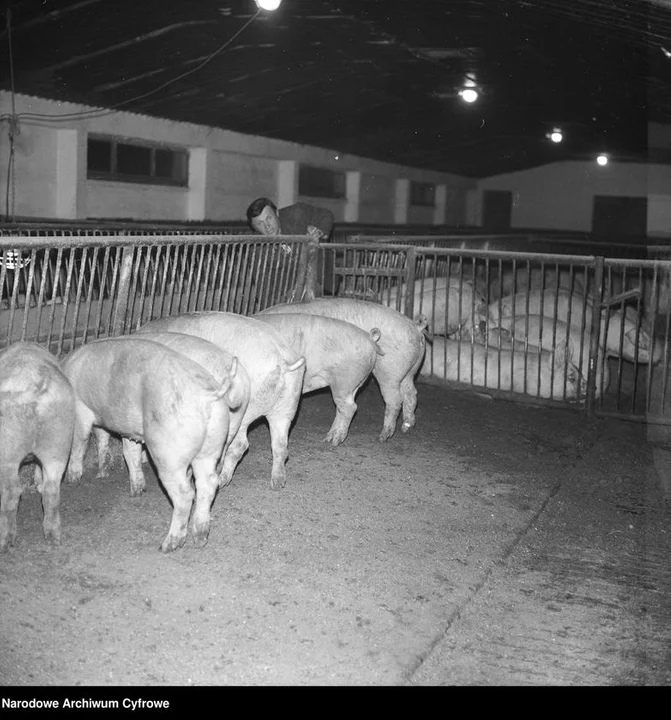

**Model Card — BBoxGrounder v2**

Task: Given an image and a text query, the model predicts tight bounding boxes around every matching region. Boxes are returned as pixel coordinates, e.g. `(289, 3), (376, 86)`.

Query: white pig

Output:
(92, 332), (250, 493)
(488, 266), (589, 301)
(138, 312), (305, 490)
(490, 315), (610, 398)
(421, 337), (582, 401)
(62, 337), (232, 553)
(470, 288), (660, 365)
(259, 298), (426, 441)
(0, 342), (75, 550)
(381, 275), (486, 336)
(254, 312), (383, 445)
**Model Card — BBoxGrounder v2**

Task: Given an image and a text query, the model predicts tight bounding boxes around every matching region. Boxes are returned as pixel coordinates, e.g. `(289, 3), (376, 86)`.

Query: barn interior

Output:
(0, 0), (670, 688)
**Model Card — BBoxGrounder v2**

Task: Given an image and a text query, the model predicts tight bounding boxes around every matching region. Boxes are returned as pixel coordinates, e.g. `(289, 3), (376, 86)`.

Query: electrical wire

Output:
(0, 8), (262, 124)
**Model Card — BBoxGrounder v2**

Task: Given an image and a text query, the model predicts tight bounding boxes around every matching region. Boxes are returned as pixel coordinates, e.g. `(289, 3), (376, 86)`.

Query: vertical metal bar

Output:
(111, 246), (135, 337)
(55, 248), (76, 355)
(405, 246), (416, 319)
(44, 247), (64, 349)
(18, 249), (37, 342)
(196, 243), (214, 312)
(293, 238), (311, 303)
(586, 256), (604, 416)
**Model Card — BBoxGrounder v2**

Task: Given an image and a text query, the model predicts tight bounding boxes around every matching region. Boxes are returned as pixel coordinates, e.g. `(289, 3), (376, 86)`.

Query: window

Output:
(410, 181), (436, 207)
(298, 165), (346, 199)
(87, 136), (189, 186)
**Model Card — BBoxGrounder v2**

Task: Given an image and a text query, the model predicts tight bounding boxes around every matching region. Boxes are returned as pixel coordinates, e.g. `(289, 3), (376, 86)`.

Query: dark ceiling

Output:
(1, 0), (670, 177)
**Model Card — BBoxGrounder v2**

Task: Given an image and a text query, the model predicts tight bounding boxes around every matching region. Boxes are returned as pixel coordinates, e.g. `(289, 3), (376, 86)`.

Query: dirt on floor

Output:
(1, 378), (669, 686)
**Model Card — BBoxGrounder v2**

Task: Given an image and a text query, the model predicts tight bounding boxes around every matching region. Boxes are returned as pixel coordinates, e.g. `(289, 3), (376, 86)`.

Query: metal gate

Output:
(317, 240), (671, 425)
(1, 231), (310, 354)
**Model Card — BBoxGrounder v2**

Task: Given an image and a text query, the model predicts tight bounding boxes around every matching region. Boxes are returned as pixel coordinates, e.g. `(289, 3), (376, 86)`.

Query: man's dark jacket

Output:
(278, 203), (334, 239)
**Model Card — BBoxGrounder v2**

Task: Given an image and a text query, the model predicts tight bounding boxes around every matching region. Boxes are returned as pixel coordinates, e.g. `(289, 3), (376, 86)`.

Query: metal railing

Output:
(1, 233), (310, 355)
(3, 223), (671, 427)
(314, 240), (671, 424)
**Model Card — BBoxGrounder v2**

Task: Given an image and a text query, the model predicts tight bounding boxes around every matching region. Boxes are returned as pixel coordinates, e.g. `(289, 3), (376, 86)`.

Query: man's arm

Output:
(307, 205), (334, 239)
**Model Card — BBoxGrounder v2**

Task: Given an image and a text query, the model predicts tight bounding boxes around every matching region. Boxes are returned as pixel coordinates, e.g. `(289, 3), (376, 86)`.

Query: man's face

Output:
(251, 206), (281, 235)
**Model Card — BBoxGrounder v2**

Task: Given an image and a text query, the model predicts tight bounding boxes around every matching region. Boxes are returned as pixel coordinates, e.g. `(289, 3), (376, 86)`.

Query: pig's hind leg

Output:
(152, 460), (194, 553)
(190, 456), (220, 548)
(65, 404), (95, 484)
(218, 424), (249, 488)
(93, 428), (115, 479)
(0, 461), (22, 551)
(399, 373), (419, 432)
(324, 382), (361, 446)
(122, 438), (147, 496)
(373, 371), (402, 442)
(36, 455), (68, 545)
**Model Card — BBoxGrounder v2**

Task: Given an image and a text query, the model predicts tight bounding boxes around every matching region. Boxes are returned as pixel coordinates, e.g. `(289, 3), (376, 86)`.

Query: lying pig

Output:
(138, 312), (305, 490)
(61, 337), (232, 553)
(254, 312), (383, 445)
(259, 298), (426, 441)
(488, 266), (589, 301)
(469, 288), (660, 365)
(489, 315), (610, 398)
(93, 332), (250, 491)
(421, 337), (582, 401)
(381, 275), (486, 336)
(0, 342), (75, 550)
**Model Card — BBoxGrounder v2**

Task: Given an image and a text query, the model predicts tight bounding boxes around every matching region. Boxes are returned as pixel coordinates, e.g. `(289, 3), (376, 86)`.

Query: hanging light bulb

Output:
(458, 74), (479, 103)
(546, 127), (563, 143)
(458, 87), (478, 103)
(254, 0), (282, 10)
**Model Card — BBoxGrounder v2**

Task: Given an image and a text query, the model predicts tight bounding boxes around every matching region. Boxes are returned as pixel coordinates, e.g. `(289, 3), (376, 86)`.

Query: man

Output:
(246, 197), (336, 294)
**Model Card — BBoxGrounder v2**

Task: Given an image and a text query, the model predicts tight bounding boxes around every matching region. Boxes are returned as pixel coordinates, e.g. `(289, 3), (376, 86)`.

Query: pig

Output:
(467, 288), (661, 365)
(137, 312), (305, 490)
(481, 315), (607, 398)
(421, 337), (582, 401)
(488, 265), (589, 301)
(92, 332), (250, 493)
(259, 298), (426, 440)
(0, 342), (75, 550)
(61, 337), (232, 552)
(381, 275), (487, 336)
(254, 312), (383, 445)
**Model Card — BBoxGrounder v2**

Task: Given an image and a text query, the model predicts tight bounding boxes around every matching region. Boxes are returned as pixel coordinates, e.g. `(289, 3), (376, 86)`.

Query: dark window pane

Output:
(299, 165), (345, 199)
(155, 149), (174, 179)
(87, 139), (112, 173)
(411, 181), (435, 207)
(116, 143), (151, 177)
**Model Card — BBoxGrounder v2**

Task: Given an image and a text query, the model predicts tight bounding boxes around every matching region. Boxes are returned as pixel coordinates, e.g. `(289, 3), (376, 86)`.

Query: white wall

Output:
(0, 91), (474, 225)
(207, 151), (277, 221)
(471, 160), (671, 237)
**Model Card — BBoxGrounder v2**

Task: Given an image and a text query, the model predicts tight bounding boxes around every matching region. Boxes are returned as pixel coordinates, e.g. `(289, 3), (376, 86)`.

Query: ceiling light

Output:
(596, 153), (609, 166)
(457, 73), (479, 103)
(546, 127), (563, 143)
(458, 88), (478, 103)
(254, 0), (282, 11)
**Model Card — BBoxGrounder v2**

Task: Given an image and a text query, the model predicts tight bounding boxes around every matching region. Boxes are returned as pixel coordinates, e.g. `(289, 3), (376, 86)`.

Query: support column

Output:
(344, 171), (361, 223)
(55, 129), (79, 219)
(186, 147), (207, 221)
(277, 160), (297, 207)
(434, 184), (447, 225)
(394, 178), (409, 224)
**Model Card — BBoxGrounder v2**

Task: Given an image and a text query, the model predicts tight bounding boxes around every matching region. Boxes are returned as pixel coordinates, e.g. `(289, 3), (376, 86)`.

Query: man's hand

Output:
(306, 225), (325, 241)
